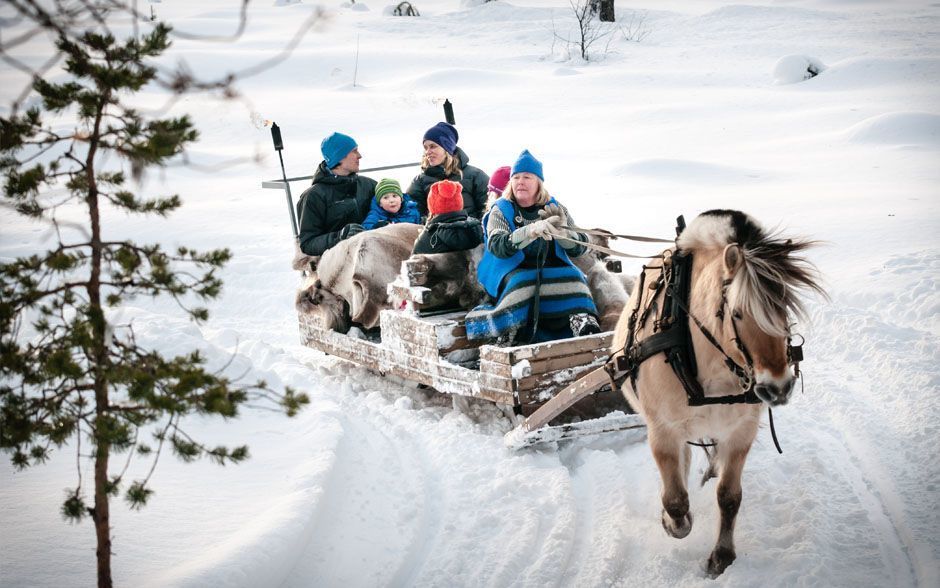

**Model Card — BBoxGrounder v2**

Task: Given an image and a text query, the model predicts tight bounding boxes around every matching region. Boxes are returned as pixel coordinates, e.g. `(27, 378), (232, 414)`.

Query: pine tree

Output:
(0, 5), (309, 587)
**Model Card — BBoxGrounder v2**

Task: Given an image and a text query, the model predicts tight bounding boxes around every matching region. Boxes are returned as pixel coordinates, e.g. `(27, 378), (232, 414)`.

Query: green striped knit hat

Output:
(375, 178), (403, 203)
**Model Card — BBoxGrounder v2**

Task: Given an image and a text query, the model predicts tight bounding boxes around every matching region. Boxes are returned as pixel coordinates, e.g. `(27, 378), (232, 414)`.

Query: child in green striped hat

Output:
(362, 178), (422, 230)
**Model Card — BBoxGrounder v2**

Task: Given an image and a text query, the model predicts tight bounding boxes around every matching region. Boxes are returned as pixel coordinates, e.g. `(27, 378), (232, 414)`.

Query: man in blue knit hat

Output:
(296, 131), (378, 256)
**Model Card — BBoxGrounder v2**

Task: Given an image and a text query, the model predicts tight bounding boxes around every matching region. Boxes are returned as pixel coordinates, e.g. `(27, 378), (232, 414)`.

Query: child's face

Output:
(379, 193), (402, 214)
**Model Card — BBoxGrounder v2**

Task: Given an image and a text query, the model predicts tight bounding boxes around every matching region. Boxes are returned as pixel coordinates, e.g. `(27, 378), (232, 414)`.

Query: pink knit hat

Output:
(487, 166), (511, 194)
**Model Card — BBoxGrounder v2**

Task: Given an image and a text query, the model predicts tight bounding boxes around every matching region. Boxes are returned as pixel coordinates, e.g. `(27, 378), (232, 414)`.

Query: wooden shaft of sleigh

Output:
(520, 366), (611, 433)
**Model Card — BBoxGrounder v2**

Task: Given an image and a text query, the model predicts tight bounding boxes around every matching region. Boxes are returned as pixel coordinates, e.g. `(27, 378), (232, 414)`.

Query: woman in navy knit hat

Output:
(466, 150), (600, 344)
(406, 121), (489, 220)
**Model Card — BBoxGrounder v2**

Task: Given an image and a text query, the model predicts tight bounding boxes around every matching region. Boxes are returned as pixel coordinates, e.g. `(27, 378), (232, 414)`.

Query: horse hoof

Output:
(706, 546), (736, 577)
(661, 509), (693, 539)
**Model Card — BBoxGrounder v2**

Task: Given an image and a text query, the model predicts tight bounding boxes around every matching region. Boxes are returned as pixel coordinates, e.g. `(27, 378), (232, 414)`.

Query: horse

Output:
(610, 209), (825, 576)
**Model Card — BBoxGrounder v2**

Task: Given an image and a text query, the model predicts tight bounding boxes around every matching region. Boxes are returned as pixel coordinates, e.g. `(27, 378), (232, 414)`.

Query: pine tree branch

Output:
(0, 24), (46, 51)
(140, 414), (174, 487)
(76, 0), (114, 39)
(75, 414), (83, 492)
(113, 428), (138, 484)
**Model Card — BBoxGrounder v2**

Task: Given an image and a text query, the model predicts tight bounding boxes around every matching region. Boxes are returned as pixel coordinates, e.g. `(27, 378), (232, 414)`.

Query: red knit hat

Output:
(428, 180), (464, 215)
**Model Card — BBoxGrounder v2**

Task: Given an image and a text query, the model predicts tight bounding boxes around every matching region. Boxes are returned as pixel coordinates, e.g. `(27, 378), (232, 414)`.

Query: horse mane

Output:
(677, 209), (826, 336)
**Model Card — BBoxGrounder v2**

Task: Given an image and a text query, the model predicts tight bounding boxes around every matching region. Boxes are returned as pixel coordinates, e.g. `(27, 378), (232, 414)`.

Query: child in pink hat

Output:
(485, 165), (511, 209)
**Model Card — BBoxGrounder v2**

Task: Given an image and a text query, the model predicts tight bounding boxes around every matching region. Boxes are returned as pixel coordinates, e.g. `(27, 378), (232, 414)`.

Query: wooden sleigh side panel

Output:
(299, 310), (511, 404)
(300, 309), (624, 414)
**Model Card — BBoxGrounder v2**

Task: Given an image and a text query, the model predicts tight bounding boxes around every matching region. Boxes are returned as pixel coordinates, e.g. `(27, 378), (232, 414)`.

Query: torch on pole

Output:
(270, 122), (299, 238)
(443, 98), (455, 125)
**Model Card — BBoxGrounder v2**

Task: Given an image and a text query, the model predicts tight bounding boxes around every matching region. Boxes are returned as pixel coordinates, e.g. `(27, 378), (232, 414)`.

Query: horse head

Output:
(679, 210), (825, 406)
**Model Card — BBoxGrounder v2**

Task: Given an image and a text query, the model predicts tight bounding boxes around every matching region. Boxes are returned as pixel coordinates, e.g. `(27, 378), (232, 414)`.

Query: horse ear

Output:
(723, 243), (744, 276)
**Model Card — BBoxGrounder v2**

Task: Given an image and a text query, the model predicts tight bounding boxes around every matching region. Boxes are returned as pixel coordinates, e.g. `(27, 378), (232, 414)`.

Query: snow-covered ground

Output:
(2, 0), (938, 586)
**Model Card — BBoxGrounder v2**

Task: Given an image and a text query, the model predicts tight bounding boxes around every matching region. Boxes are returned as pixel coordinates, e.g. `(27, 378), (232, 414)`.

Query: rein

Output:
(548, 225), (673, 259)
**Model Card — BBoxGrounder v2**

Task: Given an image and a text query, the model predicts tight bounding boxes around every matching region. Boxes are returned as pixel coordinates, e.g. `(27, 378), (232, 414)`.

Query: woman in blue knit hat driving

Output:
(406, 121), (490, 220)
(466, 150), (600, 344)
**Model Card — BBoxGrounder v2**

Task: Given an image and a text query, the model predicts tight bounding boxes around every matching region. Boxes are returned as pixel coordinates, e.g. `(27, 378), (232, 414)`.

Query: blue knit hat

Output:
(511, 149), (544, 181)
(321, 132), (358, 169)
(422, 122), (459, 155)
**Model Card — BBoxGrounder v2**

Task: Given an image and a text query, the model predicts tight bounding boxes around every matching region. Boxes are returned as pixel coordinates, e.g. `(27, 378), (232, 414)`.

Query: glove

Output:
(340, 223), (365, 240)
(541, 204), (581, 248)
(509, 217), (559, 249)
(539, 203), (568, 228)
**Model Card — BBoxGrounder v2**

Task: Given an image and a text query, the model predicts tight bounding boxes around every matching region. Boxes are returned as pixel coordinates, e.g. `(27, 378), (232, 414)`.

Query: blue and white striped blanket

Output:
(465, 264), (597, 342)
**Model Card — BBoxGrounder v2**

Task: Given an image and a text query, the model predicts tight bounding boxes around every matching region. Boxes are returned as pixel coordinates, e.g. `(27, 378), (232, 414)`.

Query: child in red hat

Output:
(412, 180), (484, 254)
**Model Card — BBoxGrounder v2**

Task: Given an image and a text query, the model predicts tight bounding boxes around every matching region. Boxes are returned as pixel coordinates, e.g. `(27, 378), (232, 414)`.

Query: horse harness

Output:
(599, 220), (805, 452)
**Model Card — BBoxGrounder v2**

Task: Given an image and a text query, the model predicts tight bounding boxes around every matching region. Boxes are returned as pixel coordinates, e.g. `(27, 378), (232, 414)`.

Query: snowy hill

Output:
(1, 1), (937, 586)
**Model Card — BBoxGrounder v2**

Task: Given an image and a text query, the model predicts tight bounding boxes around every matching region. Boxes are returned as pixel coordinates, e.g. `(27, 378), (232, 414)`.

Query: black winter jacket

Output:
(296, 162), (377, 256)
(406, 147), (489, 219)
(412, 211), (484, 254)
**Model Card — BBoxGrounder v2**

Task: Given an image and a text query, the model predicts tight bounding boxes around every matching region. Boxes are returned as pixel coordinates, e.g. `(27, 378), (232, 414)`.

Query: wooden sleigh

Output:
(261, 117), (646, 448)
(298, 257), (647, 449)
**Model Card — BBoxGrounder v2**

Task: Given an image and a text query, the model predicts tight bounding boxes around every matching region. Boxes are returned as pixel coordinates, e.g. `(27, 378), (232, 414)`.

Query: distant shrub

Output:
(773, 55), (827, 85)
(393, 1), (419, 16)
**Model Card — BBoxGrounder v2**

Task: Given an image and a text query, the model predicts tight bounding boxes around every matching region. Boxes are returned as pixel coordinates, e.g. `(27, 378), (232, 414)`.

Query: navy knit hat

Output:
(321, 132), (357, 169)
(422, 122), (459, 155)
(511, 149), (544, 181)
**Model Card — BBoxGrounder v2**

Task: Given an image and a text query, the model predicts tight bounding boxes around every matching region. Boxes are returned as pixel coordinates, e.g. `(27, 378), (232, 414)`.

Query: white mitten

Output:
(541, 203), (568, 228)
(510, 217), (558, 249)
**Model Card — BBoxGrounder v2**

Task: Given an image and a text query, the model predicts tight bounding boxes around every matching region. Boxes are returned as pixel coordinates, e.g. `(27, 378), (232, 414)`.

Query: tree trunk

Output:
(88, 92), (113, 588)
(93, 440), (112, 588)
(599, 0), (615, 22)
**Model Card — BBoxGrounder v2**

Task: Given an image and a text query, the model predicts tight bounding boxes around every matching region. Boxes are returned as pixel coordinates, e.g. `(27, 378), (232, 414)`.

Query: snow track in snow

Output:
(282, 368), (440, 587)
(809, 423), (916, 586)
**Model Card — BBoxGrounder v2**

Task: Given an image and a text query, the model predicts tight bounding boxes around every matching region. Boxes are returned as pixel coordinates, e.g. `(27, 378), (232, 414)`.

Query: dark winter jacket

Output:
(412, 210), (484, 254)
(362, 196), (422, 230)
(296, 161), (377, 256)
(406, 147), (489, 219)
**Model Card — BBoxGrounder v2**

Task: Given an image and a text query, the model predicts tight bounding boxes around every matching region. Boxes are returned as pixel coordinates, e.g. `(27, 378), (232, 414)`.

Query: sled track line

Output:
(282, 372), (441, 586)
(809, 424), (919, 587)
(382, 412), (446, 587)
(334, 366), (448, 588)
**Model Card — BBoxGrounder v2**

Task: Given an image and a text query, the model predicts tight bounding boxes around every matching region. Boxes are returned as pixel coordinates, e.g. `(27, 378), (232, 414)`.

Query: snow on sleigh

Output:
(260, 119), (647, 448)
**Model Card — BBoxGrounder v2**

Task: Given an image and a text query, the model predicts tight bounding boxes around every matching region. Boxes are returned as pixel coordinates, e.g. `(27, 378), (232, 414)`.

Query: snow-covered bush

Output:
(773, 54), (827, 84)
(384, 1), (419, 16)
